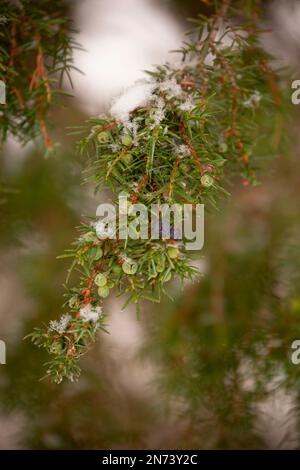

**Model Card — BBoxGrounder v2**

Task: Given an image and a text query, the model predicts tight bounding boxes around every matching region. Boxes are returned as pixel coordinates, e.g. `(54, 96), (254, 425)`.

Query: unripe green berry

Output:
(122, 153), (133, 166)
(98, 285), (110, 298)
(97, 131), (110, 143)
(167, 246), (179, 259)
(201, 174), (214, 188)
(122, 260), (138, 275)
(218, 143), (228, 153)
(121, 134), (133, 146)
(95, 273), (107, 287)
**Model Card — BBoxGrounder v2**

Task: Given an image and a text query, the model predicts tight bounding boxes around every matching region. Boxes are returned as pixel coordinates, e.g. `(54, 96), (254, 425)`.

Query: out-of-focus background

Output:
(1, 0), (300, 449)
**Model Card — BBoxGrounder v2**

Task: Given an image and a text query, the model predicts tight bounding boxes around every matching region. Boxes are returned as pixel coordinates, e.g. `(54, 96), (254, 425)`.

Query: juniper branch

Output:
(28, 0), (286, 383)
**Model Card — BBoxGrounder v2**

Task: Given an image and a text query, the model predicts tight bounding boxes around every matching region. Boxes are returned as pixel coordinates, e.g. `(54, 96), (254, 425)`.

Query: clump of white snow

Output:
(49, 313), (72, 334)
(149, 96), (166, 129)
(243, 91), (262, 108)
(158, 76), (182, 100)
(110, 79), (155, 123)
(177, 144), (191, 158)
(178, 95), (195, 112)
(124, 118), (139, 145)
(79, 303), (102, 323)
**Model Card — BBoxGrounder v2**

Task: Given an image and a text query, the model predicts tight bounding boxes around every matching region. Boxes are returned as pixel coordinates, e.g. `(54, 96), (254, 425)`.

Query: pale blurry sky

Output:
(72, 0), (184, 114)
(72, 0), (300, 116)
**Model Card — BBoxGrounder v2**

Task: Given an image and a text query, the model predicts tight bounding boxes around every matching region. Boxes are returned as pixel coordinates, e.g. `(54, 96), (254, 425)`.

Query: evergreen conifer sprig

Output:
(0, 0), (77, 149)
(29, 0), (285, 383)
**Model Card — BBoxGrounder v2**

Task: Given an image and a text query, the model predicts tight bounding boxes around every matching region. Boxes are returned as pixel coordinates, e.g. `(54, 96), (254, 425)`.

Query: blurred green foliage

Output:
(0, 0), (77, 146)
(1, 135), (300, 449)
